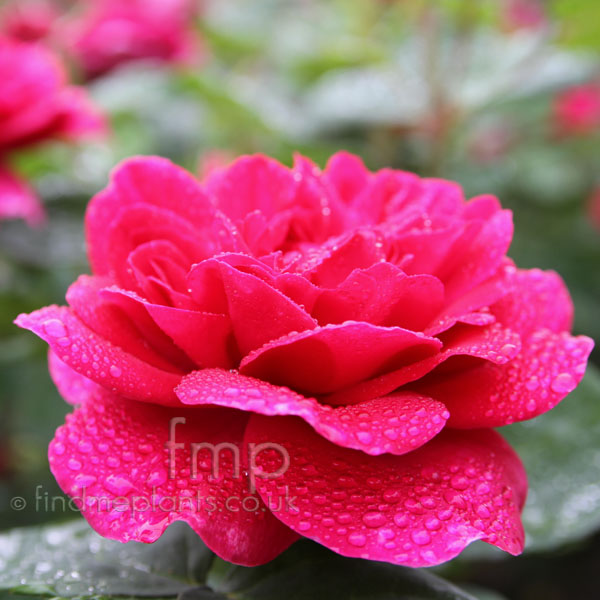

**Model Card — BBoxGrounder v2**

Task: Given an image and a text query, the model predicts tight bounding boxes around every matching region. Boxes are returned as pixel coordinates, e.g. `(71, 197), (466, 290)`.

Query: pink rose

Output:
(553, 83), (600, 136)
(502, 0), (547, 31)
(0, 165), (45, 226)
(0, 38), (105, 225)
(16, 153), (593, 567)
(67, 0), (202, 80)
(0, 0), (59, 43)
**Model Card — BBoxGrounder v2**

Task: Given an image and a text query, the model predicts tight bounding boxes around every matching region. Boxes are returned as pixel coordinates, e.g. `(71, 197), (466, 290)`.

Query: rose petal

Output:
(188, 259), (317, 356)
(427, 261), (515, 336)
(240, 321), (442, 396)
(176, 369), (449, 456)
(312, 262), (444, 330)
(105, 204), (214, 289)
(245, 415), (526, 567)
(67, 275), (189, 372)
(86, 156), (242, 276)
(491, 268), (573, 336)
(48, 350), (102, 405)
(14, 306), (182, 405)
(295, 230), (386, 288)
(419, 268), (593, 427)
(324, 322), (521, 406)
(204, 154), (296, 222)
(441, 210), (513, 302)
(49, 388), (298, 566)
(420, 330), (594, 428)
(323, 151), (370, 205)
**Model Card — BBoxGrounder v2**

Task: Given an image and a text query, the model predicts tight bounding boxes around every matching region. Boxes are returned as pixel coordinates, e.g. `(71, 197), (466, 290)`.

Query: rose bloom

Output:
(16, 153), (593, 567)
(0, 0), (59, 43)
(66, 0), (202, 80)
(553, 83), (600, 136)
(0, 38), (104, 226)
(502, 0), (547, 31)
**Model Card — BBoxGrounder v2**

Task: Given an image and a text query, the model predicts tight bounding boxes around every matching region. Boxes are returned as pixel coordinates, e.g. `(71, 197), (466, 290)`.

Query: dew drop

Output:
(450, 475), (469, 491)
(411, 530), (431, 545)
(109, 365), (122, 378)
(43, 319), (67, 338)
(356, 431), (373, 444)
(104, 474), (133, 495)
(551, 373), (576, 394)
(362, 512), (386, 528)
(347, 533), (367, 547)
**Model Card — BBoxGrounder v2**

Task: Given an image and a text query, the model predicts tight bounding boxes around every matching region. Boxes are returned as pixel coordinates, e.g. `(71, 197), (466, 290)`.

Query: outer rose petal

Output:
(491, 268), (573, 336)
(85, 156), (242, 276)
(176, 369), (449, 456)
(240, 321), (442, 396)
(49, 388), (298, 566)
(0, 166), (44, 226)
(100, 285), (236, 369)
(420, 330), (594, 428)
(323, 322), (521, 407)
(67, 275), (190, 372)
(441, 210), (513, 302)
(48, 350), (102, 406)
(419, 268), (593, 428)
(14, 306), (181, 405)
(246, 415), (526, 567)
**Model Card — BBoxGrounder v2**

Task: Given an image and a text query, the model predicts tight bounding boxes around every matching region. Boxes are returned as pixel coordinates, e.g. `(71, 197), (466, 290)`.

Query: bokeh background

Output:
(0, 1), (599, 599)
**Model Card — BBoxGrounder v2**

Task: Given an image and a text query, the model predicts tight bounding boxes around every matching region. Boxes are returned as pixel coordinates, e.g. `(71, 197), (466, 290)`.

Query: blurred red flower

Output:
(67, 0), (203, 80)
(0, 0), (59, 43)
(553, 83), (600, 136)
(0, 38), (105, 225)
(502, 0), (547, 31)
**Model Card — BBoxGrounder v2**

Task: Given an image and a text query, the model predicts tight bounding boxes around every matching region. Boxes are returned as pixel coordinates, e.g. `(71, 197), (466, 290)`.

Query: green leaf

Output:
(501, 364), (600, 550)
(0, 521), (478, 600)
(206, 540), (477, 600)
(0, 520), (213, 598)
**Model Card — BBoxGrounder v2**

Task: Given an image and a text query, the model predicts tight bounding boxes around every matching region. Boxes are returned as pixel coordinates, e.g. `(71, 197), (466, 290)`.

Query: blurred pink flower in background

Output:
(0, 166), (45, 227)
(502, 0), (547, 31)
(553, 83), (600, 136)
(0, 38), (105, 225)
(588, 185), (600, 231)
(67, 0), (203, 80)
(0, 0), (59, 43)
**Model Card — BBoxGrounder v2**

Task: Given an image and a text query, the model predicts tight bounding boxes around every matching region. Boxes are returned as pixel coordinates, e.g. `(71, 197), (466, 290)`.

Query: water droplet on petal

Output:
(362, 512), (386, 528)
(109, 365), (122, 378)
(551, 373), (576, 394)
(43, 319), (67, 338)
(411, 530), (431, 545)
(347, 532), (367, 547)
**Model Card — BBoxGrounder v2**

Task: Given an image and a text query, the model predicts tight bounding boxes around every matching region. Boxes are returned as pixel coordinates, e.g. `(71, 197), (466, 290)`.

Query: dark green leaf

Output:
(0, 521), (479, 600)
(0, 520), (212, 598)
(207, 540), (477, 600)
(502, 364), (600, 550)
